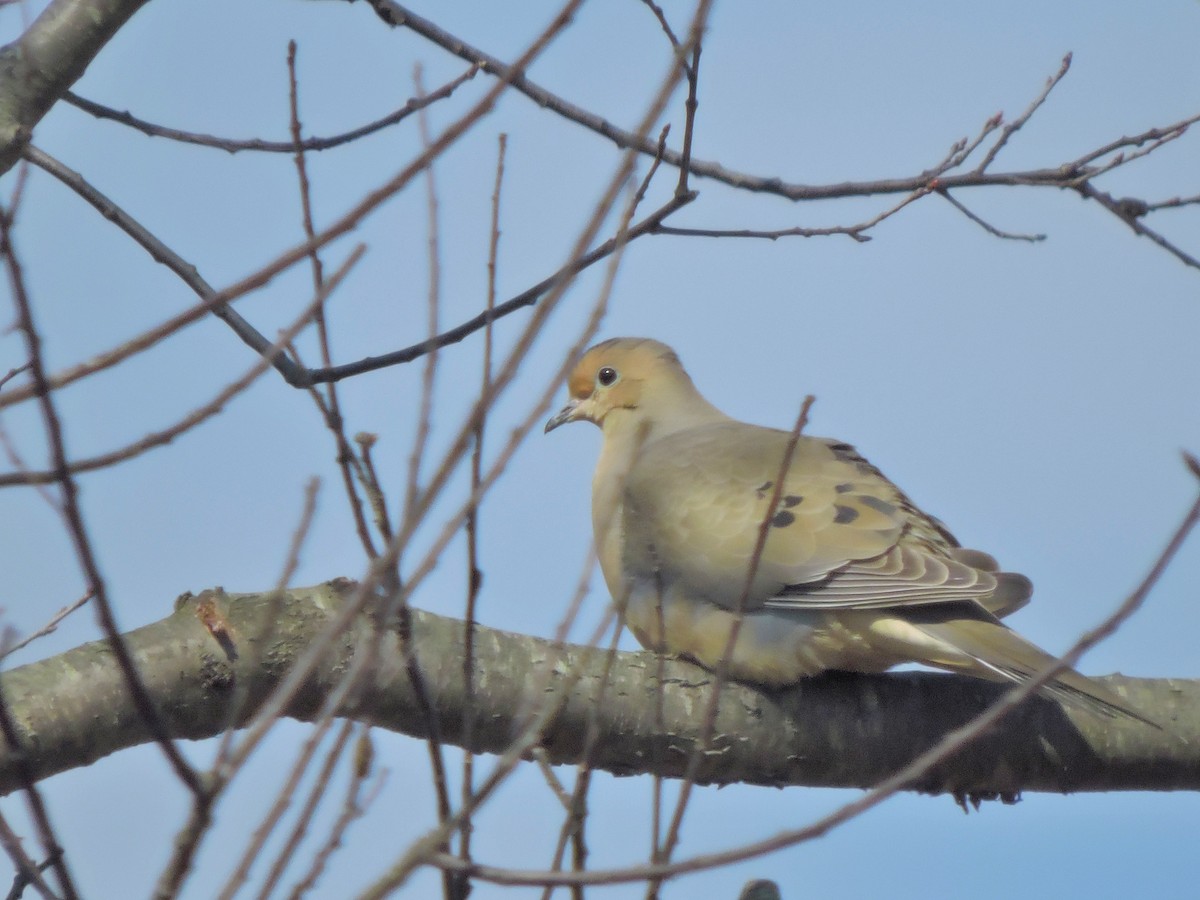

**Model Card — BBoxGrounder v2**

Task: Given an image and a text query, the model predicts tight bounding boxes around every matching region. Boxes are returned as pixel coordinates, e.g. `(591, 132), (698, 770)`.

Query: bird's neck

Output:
(590, 397), (729, 592)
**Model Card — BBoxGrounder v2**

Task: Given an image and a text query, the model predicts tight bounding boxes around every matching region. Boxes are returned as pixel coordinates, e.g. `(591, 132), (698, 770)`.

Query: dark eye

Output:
(597, 366), (618, 387)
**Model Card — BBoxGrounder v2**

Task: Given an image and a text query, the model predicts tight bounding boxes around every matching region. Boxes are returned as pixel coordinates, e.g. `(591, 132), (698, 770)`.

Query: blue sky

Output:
(2, 1), (1199, 897)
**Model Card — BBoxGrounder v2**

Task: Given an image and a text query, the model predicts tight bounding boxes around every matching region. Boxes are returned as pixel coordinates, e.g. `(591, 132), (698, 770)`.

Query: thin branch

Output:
(458, 130), (506, 886)
(395, 67), (460, 900)
(60, 63), (479, 153)
(217, 717), (342, 897)
(21, 144), (307, 384)
(2, 194), (202, 834)
(974, 52), (1072, 173)
(0, 248), (364, 487)
(1144, 192), (1200, 212)
(215, 486), (329, 900)
(283, 42), (380, 561)
(938, 189), (1046, 242)
(1077, 181), (1200, 270)
(0, 280), (272, 413)
(0, 590), (93, 660)
(0, 365), (29, 391)
(364, 4), (1200, 234)
(656, 179), (934, 244)
(403, 65), (443, 530)
(0, 808), (57, 900)
(253, 721), (356, 900)
(1068, 114), (1200, 170)
(285, 729), (387, 900)
(639, 0), (682, 49)
(355, 434), (394, 544)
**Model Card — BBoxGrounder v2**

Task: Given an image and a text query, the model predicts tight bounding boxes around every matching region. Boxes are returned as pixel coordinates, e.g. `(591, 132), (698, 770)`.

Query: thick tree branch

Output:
(0, 582), (1195, 799)
(0, 0), (150, 174)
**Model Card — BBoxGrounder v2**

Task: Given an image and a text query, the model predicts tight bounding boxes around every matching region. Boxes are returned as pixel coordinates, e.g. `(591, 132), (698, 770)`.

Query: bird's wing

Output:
(621, 422), (1024, 613)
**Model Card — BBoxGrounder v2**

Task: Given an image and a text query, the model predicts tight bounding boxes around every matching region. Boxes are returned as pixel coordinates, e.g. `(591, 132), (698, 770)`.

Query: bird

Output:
(545, 336), (1152, 724)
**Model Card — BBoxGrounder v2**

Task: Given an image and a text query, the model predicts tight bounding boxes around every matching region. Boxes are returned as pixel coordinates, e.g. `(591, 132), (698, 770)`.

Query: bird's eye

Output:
(597, 366), (618, 387)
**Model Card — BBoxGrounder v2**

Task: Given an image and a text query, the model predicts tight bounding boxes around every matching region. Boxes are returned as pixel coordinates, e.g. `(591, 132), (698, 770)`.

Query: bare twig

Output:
(395, 67), (461, 900)
(0, 248), (364, 487)
(656, 178), (935, 244)
(1068, 114), (1200, 170)
(938, 189), (1046, 242)
(355, 433), (394, 543)
(2, 196), (201, 866)
(0, 632), (76, 900)
(0, 284), (268, 413)
(285, 728), (387, 900)
(0, 365), (29, 391)
(1077, 181), (1200, 270)
(639, 0), (682, 49)
(363, 5), (1199, 241)
(20, 145), (305, 384)
(974, 53), (1072, 173)
(0, 590), (93, 660)
(214, 485), (329, 900)
(217, 717), (345, 897)
(0, 807), (58, 900)
(1144, 192), (1200, 212)
(404, 65), (443, 529)
(245, 722), (356, 900)
(459, 130), (507, 886)
(283, 43), (379, 560)
(61, 64), (479, 153)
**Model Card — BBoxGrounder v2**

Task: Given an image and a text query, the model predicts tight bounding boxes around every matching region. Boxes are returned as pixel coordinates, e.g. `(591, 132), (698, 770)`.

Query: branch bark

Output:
(0, 0), (151, 173)
(0, 582), (1195, 798)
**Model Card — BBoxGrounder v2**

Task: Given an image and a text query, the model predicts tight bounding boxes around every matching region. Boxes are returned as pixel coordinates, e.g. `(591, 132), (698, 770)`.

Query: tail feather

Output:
(911, 611), (1159, 728)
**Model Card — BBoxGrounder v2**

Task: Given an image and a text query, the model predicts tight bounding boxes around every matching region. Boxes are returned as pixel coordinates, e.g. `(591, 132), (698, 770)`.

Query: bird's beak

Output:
(544, 398), (581, 434)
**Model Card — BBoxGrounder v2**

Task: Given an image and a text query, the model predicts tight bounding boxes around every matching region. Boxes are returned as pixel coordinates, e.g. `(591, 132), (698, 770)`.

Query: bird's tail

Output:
(912, 611), (1160, 728)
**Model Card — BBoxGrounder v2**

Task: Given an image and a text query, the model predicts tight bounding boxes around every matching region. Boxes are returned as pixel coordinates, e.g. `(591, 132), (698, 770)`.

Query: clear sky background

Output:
(2, 1), (1199, 898)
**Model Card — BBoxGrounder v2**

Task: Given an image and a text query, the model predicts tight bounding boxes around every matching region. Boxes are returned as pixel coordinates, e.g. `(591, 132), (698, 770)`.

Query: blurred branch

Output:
(0, 583), (1196, 800)
(0, 247), (362, 487)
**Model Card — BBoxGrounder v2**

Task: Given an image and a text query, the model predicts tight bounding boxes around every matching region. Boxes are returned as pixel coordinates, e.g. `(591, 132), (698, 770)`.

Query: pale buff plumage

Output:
(546, 337), (1151, 723)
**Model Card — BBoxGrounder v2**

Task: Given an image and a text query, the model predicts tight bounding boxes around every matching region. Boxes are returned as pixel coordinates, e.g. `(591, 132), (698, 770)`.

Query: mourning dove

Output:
(546, 337), (1151, 723)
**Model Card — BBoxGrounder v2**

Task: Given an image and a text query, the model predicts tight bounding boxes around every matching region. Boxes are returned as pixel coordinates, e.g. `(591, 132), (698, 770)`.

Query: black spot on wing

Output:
(833, 505), (859, 525)
(858, 495), (897, 516)
(771, 511), (796, 528)
(828, 442), (878, 478)
(834, 483), (853, 493)
(782, 494), (803, 508)
(755, 481), (774, 499)
(829, 442), (858, 461)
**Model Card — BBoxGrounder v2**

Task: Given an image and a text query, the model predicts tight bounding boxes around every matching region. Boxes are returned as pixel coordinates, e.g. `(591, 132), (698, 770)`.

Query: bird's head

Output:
(545, 337), (722, 435)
